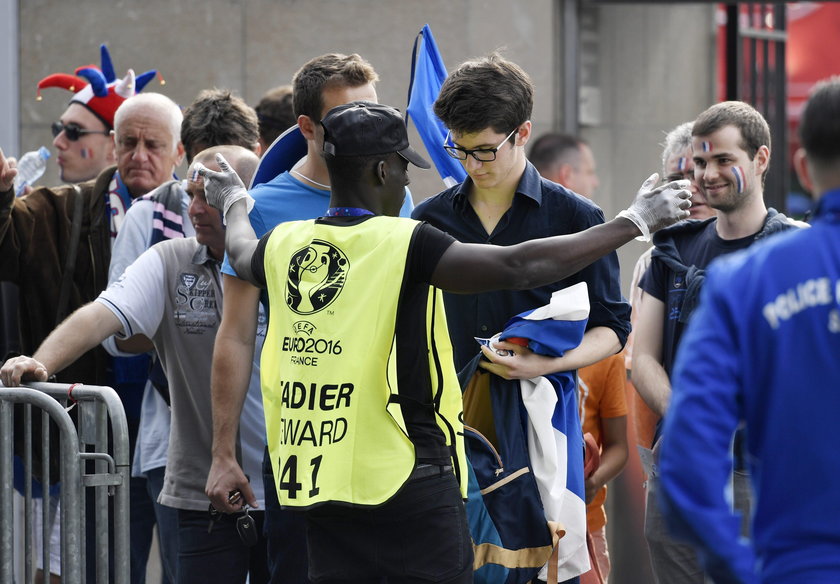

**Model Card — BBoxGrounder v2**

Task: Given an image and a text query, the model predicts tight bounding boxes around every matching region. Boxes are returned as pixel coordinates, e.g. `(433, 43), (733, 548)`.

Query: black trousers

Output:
(305, 468), (473, 584)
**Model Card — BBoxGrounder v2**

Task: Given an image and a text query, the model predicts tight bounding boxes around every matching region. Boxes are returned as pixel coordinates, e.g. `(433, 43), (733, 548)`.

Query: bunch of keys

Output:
(207, 488), (258, 547)
(235, 506), (258, 547)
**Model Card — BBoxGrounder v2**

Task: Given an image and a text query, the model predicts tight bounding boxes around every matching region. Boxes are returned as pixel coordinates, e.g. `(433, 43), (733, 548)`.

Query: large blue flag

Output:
(406, 24), (467, 188)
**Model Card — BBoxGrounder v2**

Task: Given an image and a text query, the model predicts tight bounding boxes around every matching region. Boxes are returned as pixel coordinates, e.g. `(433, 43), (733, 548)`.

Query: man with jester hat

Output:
(0, 43), (180, 583)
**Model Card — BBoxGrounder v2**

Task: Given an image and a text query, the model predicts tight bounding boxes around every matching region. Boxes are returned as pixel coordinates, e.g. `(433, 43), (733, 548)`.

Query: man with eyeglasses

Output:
(412, 53), (633, 583)
(414, 53), (630, 385)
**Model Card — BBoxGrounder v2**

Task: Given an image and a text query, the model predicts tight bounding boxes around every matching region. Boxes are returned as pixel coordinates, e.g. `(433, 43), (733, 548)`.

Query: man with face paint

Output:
(631, 102), (803, 584)
(658, 76), (840, 584)
(627, 121), (714, 453)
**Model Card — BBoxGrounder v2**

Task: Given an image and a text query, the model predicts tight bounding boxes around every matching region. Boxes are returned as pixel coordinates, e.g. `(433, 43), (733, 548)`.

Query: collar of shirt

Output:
(192, 244), (221, 268)
(450, 161), (544, 210)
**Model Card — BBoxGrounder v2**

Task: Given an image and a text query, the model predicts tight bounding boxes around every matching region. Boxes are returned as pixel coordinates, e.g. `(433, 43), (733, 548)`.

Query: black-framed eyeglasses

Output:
(443, 127), (518, 162)
(51, 121), (111, 142)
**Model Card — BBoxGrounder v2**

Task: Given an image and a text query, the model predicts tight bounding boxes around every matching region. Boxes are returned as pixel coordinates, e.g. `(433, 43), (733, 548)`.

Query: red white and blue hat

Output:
(36, 44), (161, 129)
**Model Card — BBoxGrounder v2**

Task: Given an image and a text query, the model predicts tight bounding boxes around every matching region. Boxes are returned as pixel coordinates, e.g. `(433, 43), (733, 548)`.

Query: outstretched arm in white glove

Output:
(195, 153), (260, 285)
(617, 173), (692, 241)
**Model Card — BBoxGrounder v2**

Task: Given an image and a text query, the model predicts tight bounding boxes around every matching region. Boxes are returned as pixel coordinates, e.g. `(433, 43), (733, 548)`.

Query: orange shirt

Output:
(578, 352), (627, 530)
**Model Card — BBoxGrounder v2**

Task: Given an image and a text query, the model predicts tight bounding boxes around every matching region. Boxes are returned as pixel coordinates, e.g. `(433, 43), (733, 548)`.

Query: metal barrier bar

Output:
(0, 382), (130, 584)
(23, 403), (33, 584)
(41, 407), (52, 579)
(95, 399), (111, 584)
(0, 387), (83, 584)
(1, 399), (13, 584)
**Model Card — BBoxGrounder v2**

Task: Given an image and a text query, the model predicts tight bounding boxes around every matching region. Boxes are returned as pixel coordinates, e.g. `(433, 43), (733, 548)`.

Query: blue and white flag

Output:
(406, 24), (467, 188)
(502, 283), (592, 581)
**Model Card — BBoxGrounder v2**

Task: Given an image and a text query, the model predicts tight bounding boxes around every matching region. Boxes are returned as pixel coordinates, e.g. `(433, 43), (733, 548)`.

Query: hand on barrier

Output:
(0, 147), (19, 194)
(205, 454), (258, 514)
(617, 173), (692, 242)
(1, 355), (49, 387)
(194, 153), (254, 217)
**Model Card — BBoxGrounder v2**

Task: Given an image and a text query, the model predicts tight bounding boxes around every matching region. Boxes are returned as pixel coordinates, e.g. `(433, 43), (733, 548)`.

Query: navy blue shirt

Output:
(640, 219), (755, 378)
(412, 162), (631, 372)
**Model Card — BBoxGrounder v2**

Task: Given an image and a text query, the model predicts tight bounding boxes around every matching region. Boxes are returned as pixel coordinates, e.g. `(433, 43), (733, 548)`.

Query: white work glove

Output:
(617, 173), (691, 242)
(194, 153), (254, 217)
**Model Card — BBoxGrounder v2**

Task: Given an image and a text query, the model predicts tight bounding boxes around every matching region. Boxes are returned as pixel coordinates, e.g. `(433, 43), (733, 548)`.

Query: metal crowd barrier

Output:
(0, 382), (130, 584)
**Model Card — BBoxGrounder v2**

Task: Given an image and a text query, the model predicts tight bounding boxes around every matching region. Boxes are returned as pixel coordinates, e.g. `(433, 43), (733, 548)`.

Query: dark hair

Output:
(323, 152), (386, 186)
(254, 85), (296, 147)
(181, 89), (259, 163)
(692, 101), (770, 160)
(434, 53), (533, 136)
(528, 133), (584, 174)
(292, 53), (379, 124)
(799, 77), (840, 172)
(693, 101), (771, 184)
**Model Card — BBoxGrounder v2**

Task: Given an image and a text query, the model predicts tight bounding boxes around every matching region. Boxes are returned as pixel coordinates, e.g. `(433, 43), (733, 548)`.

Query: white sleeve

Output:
(110, 200), (154, 285)
(97, 247), (166, 342)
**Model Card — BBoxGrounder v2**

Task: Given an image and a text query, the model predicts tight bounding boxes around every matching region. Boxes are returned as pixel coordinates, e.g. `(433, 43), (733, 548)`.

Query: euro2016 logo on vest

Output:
(286, 240), (349, 314)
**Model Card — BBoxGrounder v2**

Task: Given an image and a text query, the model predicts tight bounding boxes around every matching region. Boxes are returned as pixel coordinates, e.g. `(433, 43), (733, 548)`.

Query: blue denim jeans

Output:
(129, 467), (180, 584)
(129, 474), (156, 584)
(148, 467), (179, 583)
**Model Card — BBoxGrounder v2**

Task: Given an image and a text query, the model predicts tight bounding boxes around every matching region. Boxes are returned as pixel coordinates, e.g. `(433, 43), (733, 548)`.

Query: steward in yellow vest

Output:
(198, 100), (691, 583)
(260, 215), (467, 508)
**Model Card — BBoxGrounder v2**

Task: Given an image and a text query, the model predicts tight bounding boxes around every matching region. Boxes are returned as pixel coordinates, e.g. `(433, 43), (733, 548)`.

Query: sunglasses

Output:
(51, 121), (111, 142)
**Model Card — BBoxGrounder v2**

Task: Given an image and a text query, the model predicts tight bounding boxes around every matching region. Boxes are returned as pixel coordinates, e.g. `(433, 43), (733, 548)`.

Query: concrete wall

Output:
(579, 2), (718, 293)
(17, 0), (554, 202)
(15, 0), (716, 291)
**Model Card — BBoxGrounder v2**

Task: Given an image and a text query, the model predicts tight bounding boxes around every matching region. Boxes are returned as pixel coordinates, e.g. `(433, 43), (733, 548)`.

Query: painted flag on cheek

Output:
(406, 24), (467, 188)
(732, 165), (745, 193)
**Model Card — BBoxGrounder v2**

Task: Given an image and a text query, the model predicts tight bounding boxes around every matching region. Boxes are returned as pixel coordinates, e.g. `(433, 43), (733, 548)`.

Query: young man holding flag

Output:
(411, 53), (634, 583)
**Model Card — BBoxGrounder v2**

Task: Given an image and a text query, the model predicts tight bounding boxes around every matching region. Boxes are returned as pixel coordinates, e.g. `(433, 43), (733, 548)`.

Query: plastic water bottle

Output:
(14, 146), (51, 196)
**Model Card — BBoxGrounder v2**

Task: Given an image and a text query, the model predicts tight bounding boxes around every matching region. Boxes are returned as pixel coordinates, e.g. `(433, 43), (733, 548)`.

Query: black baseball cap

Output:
(321, 101), (431, 169)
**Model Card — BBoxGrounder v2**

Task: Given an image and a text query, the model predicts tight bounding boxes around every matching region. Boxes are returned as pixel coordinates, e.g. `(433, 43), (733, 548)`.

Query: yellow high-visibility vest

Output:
(261, 216), (466, 508)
